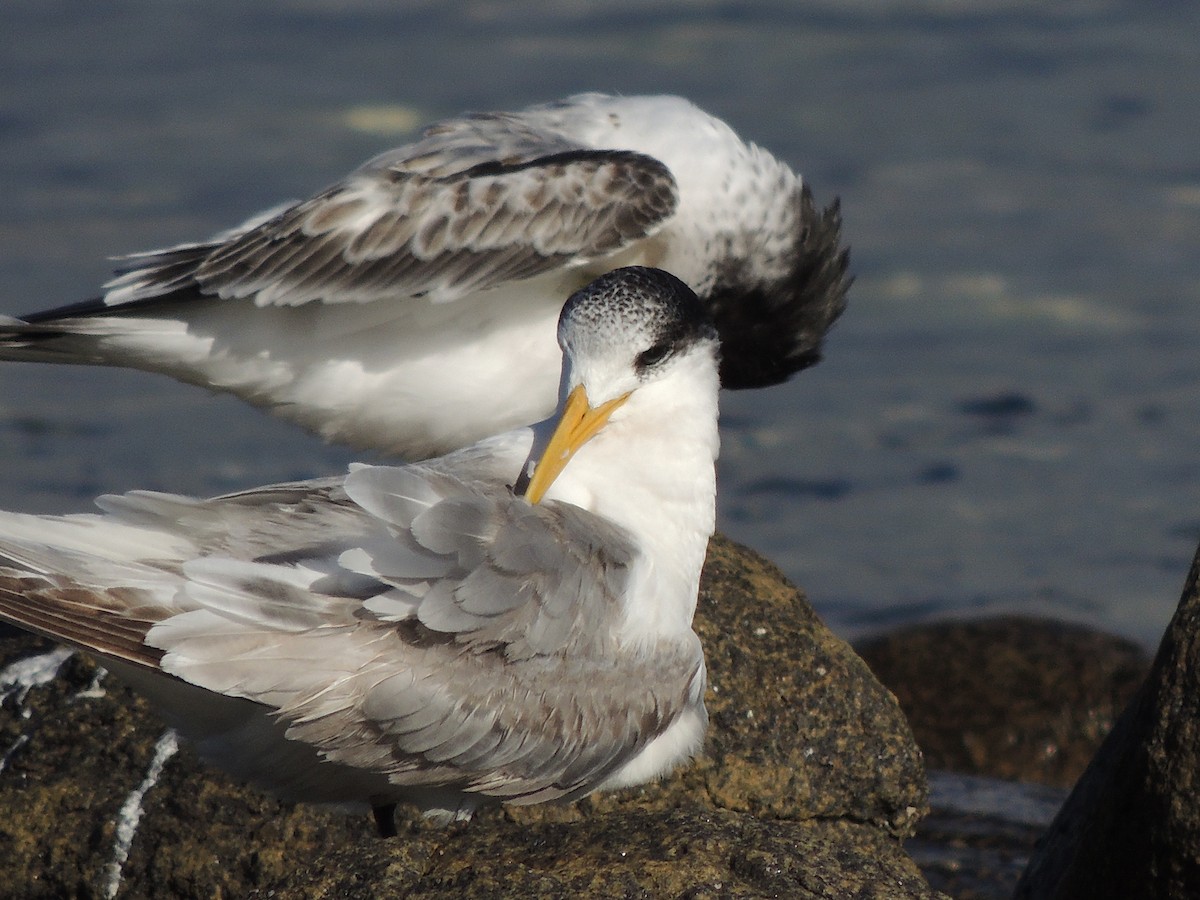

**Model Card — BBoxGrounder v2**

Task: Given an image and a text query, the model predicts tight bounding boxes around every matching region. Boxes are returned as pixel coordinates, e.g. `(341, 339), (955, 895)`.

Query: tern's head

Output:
(557, 266), (719, 406)
(524, 266), (720, 504)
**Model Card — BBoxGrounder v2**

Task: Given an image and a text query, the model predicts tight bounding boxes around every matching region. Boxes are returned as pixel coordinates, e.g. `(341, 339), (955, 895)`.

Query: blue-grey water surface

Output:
(2, 1), (1198, 648)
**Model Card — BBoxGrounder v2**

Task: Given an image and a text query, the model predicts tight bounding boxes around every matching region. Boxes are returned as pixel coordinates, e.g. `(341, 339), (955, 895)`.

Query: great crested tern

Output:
(0, 93), (847, 459)
(0, 267), (720, 833)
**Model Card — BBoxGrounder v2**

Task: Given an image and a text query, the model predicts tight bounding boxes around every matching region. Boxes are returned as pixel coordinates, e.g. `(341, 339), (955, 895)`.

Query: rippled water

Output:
(2, 1), (1198, 646)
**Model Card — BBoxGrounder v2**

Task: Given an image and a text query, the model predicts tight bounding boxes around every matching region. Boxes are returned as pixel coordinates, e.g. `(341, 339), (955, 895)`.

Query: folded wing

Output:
(0, 465), (701, 805)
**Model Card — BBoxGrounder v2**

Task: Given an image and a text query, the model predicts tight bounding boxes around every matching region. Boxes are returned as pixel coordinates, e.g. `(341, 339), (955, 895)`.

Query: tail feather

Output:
(0, 309), (114, 364)
(0, 570), (164, 669)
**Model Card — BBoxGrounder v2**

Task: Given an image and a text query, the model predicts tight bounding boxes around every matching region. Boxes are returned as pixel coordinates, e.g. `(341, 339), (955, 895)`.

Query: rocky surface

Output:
(269, 806), (934, 898)
(0, 535), (942, 899)
(1016, 542), (1200, 898)
(858, 616), (1149, 788)
(858, 615), (1150, 899)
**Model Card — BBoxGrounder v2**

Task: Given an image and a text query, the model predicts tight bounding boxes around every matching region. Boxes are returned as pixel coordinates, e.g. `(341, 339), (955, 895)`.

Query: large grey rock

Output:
(0, 535), (940, 899)
(1016, 542), (1200, 898)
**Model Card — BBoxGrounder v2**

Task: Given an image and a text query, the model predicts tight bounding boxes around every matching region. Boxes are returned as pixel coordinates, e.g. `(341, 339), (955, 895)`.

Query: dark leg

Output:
(372, 803), (398, 838)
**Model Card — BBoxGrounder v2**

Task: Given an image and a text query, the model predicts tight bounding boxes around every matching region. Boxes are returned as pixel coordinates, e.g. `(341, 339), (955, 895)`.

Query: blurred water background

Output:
(1, 1), (1198, 648)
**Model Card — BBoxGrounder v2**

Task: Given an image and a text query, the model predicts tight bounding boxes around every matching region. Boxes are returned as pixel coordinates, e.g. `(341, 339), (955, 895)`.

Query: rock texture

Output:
(858, 616), (1148, 787)
(1016, 542), (1200, 898)
(271, 806), (935, 898)
(0, 535), (941, 899)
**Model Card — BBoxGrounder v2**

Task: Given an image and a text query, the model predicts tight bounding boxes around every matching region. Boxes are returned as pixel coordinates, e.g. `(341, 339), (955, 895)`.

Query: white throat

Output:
(542, 346), (720, 641)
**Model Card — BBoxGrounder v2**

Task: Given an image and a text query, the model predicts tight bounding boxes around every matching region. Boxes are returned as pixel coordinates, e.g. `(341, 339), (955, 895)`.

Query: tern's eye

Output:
(635, 341), (672, 371)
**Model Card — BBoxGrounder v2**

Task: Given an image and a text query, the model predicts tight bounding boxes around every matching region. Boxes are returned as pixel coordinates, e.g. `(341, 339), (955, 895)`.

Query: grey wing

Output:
(339, 464), (639, 660)
(0, 476), (381, 668)
(102, 111), (679, 310)
(89, 477), (376, 570)
(149, 465), (700, 802)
